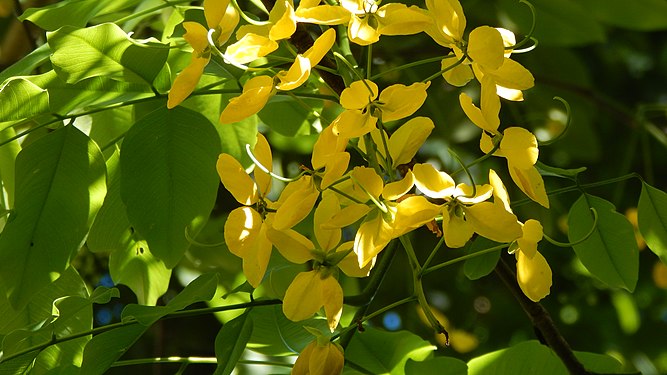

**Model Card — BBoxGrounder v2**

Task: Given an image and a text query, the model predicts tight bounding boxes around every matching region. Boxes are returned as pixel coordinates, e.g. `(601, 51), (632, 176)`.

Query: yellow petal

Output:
(479, 131), (496, 155)
(516, 250), (552, 302)
(355, 212), (393, 267)
(517, 219), (543, 259)
(321, 152), (350, 189)
(331, 110), (378, 139)
(340, 80), (378, 109)
(324, 203), (372, 228)
(204, 0), (231, 29)
(508, 165), (550, 208)
(253, 133), (273, 197)
(350, 166), (384, 200)
(269, 0), (297, 40)
(275, 55), (311, 91)
(348, 15), (380, 45)
(488, 58), (535, 90)
(314, 193), (342, 252)
(425, 0), (466, 46)
(442, 208), (474, 248)
(267, 227), (314, 263)
(412, 163), (456, 198)
(443, 60), (473, 87)
(295, 4), (351, 25)
(217, 153), (258, 205)
(304, 28), (336, 66)
(321, 276), (343, 332)
(488, 169), (511, 212)
(312, 125), (349, 170)
(309, 341), (345, 375)
(465, 201), (522, 243)
(459, 92), (498, 134)
(468, 26), (504, 71)
(274, 176), (319, 230)
(167, 55), (209, 109)
(376, 4), (432, 36)
(500, 127), (538, 170)
(283, 270), (323, 321)
(382, 170), (414, 200)
(453, 183), (493, 204)
(224, 33), (279, 64)
(219, 75), (275, 124)
(337, 242), (373, 277)
(292, 341), (315, 375)
(215, 5), (240, 45)
(393, 196), (441, 234)
(224, 206), (261, 257)
(379, 81), (430, 123)
(183, 22), (209, 53)
(388, 117), (434, 167)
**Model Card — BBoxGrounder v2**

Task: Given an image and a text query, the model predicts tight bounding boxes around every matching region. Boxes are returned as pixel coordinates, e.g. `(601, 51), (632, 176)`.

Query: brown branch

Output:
(494, 256), (592, 375)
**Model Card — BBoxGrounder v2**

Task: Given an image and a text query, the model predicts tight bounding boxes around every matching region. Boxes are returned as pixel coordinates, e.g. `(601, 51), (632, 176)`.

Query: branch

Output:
(494, 256), (592, 375)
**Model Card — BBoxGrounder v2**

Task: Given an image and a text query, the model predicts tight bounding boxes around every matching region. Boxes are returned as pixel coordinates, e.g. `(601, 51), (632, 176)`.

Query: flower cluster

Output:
(168, 0), (553, 370)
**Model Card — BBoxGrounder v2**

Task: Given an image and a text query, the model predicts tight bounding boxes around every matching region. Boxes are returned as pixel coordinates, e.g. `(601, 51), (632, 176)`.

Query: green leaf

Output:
(48, 23), (169, 85)
(581, 0), (667, 31)
(214, 311), (253, 375)
(0, 43), (51, 84)
(109, 241), (171, 306)
(121, 272), (218, 326)
(345, 327), (436, 375)
(248, 305), (330, 356)
(535, 161), (587, 180)
(258, 96), (323, 137)
(120, 106), (221, 268)
(638, 182), (667, 263)
(468, 340), (567, 375)
(20, 0), (141, 31)
(0, 350), (40, 375)
(0, 76), (49, 121)
(611, 290), (640, 334)
(574, 351), (624, 373)
(0, 126), (106, 309)
(79, 323), (147, 375)
(498, 0), (606, 46)
(464, 237), (501, 280)
(568, 194), (639, 291)
(0, 127), (21, 207)
(405, 357), (467, 375)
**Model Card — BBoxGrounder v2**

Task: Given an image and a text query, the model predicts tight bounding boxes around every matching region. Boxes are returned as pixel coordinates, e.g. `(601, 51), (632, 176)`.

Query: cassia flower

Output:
(292, 339), (344, 375)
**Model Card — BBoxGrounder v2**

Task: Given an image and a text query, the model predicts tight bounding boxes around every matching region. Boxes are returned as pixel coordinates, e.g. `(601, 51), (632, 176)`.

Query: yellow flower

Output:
(269, 194), (371, 331)
(515, 219), (552, 302)
(326, 167), (440, 267)
(460, 81), (549, 208)
(424, 0), (466, 48)
(292, 339), (344, 375)
(331, 80), (430, 138)
(220, 29), (336, 124)
(311, 124), (350, 189)
(218, 133), (274, 287)
(167, 2), (239, 108)
(412, 164), (522, 248)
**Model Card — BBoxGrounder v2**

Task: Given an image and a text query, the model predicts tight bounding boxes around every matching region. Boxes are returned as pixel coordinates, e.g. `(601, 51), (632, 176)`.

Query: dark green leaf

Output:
(345, 327), (436, 375)
(0, 126), (106, 309)
(258, 96), (323, 137)
(0, 350), (40, 375)
(568, 194), (639, 291)
(638, 182), (667, 263)
(468, 340), (567, 375)
(581, 0), (667, 31)
(121, 272), (218, 326)
(120, 106), (221, 268)
(464, 237), (501, 280)
(48, 23), (169, 85)
(405, 357), (467, 375)
(214, 311), (253, 375)
(498, 0), (606, 46)
(79, 323), (147, 375)
(574, 351), (624, 373)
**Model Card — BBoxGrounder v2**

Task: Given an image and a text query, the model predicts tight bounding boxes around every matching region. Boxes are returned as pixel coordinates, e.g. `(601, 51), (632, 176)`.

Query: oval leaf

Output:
(214, 311), (254, 375)
(0, 126), (106, 309)
(464, 237), (502, 280)
(468, 340), (566, 375)
(568, 194), (639, 291)
(120, 106), (221, 268)
(638, 182), (667, 264)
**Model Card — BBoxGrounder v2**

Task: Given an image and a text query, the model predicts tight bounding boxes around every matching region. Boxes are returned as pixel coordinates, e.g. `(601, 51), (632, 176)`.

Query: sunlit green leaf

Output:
(0, 126), (106, 309)
(19, 0), (141, 31)
(248, 304), (330, 356)
(638, 182), (667, 264)
(0, 76), (49, 121)
(345, 327), (436, 374)
(405, 357), (467, 375)
(120, 106), (221, 268)
(109, 241), (171, 306)
(0, 44), (51, 84)
(214, 311), (253, 375)
(48, 23), (169, 85)
(468, 340), (566, 375)
(568, 194), (639, 291)
(121, 272), (218, 326)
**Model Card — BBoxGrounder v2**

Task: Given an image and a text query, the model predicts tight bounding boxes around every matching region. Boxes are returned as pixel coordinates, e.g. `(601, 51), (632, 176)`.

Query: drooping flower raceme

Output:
(167, 0), (239, 108)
